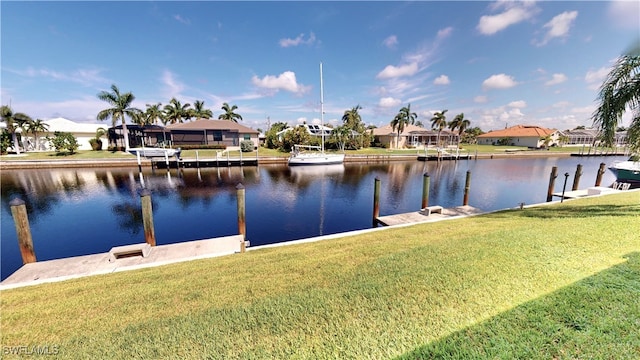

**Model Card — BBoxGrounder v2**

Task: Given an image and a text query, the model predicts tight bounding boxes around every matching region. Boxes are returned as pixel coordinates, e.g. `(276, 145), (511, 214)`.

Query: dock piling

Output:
(421, 173), (430, 209)
(572, 164), (583, 191)
(236, 183), (246, 253)
(9, 198), (37, 264)
(595, 162), (606, 186)
(140, 189), (156, 246)
(561, 172), (570, 203)
(372, 177), (381, 227)
(463, 170), (471, 206)
(546, 166), (558, 202)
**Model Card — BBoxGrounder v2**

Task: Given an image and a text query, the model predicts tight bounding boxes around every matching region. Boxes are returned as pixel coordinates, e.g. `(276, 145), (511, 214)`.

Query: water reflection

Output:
(1, 156), (624, 280)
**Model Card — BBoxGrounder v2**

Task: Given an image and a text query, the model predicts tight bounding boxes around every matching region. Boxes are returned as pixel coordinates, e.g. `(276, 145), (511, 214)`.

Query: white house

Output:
(35, 118), (107, 151)
(477, 125), (559, 148)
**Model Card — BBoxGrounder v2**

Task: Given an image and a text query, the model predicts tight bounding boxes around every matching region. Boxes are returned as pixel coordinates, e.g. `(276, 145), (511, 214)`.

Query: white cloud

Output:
(251, 71), (309, 94)
(376, 62), (419, 79)
(536, 11), (578, 46)
(173, 14), (190, 25)
(545, 73), (568, 86)
(433, 75), (450, 85)
(553, 101), (571, 109)
(383, 35), (398, 48)
(482, 73), (518, 90)
(436, 27), (453, 39)
(9, 66), (108, 86)
(608, 1), (640, 30)
(477, 2), (539, 35)
(474, 95), (488, 103)
(378, 97), (401, 108)
(161, 70), (186, 98)
(508, 100), (527, 108)
(279, 32), (316, 47)
(584, 67), (609, 90)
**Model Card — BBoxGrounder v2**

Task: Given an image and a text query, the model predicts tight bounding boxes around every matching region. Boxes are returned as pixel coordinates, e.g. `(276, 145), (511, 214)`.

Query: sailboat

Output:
(288, 63), (345, 166)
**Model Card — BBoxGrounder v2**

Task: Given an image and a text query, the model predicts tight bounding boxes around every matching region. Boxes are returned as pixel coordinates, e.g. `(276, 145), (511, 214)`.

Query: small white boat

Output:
(128, 147), (181, 159)
(608, 159), (640, 184)
(288, 62), (344, 167)
(288, 145), (345, 166)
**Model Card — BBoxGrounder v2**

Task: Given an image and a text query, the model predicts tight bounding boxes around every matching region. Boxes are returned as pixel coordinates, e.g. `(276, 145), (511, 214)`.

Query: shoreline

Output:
(0, 151), (604, 170)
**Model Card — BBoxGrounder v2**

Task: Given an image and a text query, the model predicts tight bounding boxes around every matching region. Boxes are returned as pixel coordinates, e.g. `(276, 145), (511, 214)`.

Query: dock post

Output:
(236, 183), (246, 253)
(572, 164), (583, 191)
(421, 173), (430, 209)
(463, 170), (471, 206)
(595, 162), (606, 186)
(196, 150), (199, 168)
(372, 177), (381, 227)
(140, 189), (156, 246)
(137, 150), (142, 172)
(546, 166), (558, 202)
(561, 172), (570, 203)
(9, 198), (37, 264)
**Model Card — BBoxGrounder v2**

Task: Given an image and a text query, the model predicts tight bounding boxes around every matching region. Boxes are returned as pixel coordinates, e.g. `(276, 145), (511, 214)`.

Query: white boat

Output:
(288, 63), (344, 166)
(128, 147), (181, 159)
(608, 159), (640, 184)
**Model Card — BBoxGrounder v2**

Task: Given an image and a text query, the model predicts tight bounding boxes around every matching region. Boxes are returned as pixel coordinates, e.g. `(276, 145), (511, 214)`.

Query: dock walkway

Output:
(0, 235), (244, 289)
(377, 205), (484, 226)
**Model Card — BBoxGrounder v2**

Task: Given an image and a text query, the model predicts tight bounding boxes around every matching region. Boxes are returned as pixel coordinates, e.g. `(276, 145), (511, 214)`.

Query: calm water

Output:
(0, 156), (625, 280)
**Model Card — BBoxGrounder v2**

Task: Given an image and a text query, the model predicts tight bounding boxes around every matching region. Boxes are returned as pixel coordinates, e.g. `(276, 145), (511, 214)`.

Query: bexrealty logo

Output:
(2, 345), (60, 356)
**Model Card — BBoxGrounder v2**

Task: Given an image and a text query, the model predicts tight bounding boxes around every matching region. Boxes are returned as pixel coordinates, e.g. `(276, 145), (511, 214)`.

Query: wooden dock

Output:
(376, 205), (483, 226)
(417, 154), (472, 161)
(154, 157), (258, 169)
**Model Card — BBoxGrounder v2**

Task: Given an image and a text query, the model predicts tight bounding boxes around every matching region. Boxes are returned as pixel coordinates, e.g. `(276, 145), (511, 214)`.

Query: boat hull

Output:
(608, 161), (640, 184)
(288, 153), (345, 166)
(129, 148), (181, 158)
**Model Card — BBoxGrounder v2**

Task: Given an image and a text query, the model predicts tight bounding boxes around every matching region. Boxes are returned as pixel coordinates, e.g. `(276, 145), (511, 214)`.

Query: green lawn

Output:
(1, 192), (638, 359)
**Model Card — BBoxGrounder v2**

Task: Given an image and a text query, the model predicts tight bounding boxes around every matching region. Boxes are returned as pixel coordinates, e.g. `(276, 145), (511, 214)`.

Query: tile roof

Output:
(372, 124), (454, 136)
(167, 119), (259, 133)
(477, 125), (556, 138)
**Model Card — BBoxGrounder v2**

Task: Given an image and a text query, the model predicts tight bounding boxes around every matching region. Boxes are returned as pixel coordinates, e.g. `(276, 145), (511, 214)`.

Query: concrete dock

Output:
(376, 205), (484, 226)
(0, 235), (244, 290)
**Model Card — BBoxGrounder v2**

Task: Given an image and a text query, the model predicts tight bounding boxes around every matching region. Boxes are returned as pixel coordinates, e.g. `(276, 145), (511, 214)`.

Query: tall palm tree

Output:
(145, 103), (165, 125)
(163, 98), (192, 124)
(390, 104), (417, 149)
(448, 113), (471, 147)
(191, 100), (213, 119)
(1, 105), (32, 155)
(430, 109), (448, 147)
(24, 118), (49, 151)
(218, 102), (243, 122)
(342, 105), (364, 131)
(592, 43), (640, 154)
(97, 84), (141, 150)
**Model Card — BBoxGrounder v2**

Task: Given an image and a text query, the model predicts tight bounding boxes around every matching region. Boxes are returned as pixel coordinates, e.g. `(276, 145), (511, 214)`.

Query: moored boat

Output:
(128, 147), (181, 159)
(608, 159), (640, 184)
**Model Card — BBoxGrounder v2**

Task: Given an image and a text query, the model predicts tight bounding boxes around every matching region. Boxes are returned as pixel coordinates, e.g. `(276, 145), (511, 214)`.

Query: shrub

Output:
(240, 140), (255, 152)
(50, 132), (79, 154)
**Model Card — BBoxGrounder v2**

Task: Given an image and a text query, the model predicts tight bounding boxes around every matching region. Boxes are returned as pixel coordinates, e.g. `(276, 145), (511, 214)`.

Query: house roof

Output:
(167, 119), (259, 134)
(44, 117), (106, 134)
(371, 124), (456, 136)
(477, 125), (556, 138)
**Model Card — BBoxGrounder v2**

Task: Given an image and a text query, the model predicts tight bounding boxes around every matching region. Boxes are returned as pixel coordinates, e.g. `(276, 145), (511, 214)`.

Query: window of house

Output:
(244, 134), (251, 140)
(213, 131), (223, 141)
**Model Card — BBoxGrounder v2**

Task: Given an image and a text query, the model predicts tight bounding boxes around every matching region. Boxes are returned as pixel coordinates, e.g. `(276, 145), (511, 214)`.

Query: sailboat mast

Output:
(320, 62), (324, 153)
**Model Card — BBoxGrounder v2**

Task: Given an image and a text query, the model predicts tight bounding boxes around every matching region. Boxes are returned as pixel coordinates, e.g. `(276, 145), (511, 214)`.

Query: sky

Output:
(1, 1), (639, 133)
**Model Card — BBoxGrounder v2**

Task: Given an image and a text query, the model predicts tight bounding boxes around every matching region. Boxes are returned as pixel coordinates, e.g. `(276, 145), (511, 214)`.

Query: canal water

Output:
(0, 156), (625, 280)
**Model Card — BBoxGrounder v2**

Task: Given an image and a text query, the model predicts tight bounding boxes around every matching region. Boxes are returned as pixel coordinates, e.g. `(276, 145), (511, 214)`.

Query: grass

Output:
(1, 192), (639, 359)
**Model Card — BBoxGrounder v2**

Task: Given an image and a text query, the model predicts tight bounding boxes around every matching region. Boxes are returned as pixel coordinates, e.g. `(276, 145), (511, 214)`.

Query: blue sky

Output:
(1, 1), (638, 132)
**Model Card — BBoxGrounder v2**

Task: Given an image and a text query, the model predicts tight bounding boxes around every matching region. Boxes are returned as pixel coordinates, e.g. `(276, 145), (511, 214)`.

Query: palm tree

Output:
(592, 43), (640, 154)
(145, 103), (165, 125)
(448, 113), (471, 147)
(390, 104), (417, 149)
(218, 102), (243, 122)
(24, 118), (49, 151)
(163, 98), (192, 124)
(191, 100), (213, 119)
(1, 105), (32, 155)
(430, 109), (448, 147)
(96, 84), (141, 150)
(342, 105), (364, 130)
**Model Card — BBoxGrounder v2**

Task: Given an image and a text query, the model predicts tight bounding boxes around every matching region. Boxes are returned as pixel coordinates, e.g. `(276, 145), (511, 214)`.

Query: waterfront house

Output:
(372, 124), (459, 149)
(477, 125), (558, 148)
(167, 119), (260, 148)
(559, 128), (628, 147)
(36, 117), (106, 151)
